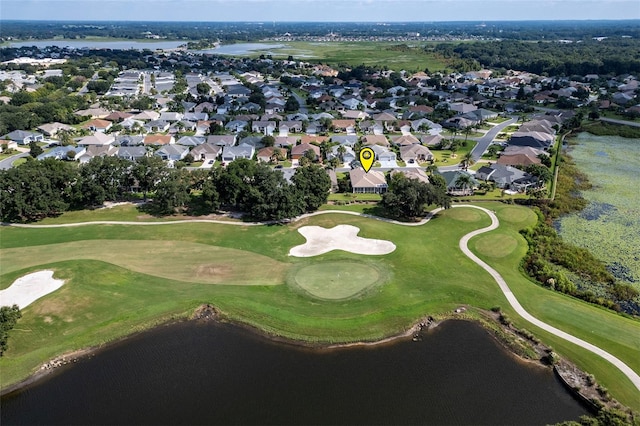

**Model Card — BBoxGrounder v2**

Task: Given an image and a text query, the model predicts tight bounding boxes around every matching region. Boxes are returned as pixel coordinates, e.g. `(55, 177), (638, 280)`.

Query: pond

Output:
(556, 133), (640, 308)
(1, 320), (588, 425)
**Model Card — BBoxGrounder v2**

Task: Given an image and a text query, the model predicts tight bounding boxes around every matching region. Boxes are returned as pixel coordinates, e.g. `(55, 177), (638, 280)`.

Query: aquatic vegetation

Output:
(558, 134), (640, 289)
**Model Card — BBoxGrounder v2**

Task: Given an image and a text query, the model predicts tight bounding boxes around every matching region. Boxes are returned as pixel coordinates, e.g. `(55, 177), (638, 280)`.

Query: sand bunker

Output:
(289, 225), (396, 257)
(0, 270), (65, 309)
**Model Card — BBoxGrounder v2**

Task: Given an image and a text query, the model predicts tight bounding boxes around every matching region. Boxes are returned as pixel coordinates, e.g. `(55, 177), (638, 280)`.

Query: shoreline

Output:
(0, 302), (605, 414)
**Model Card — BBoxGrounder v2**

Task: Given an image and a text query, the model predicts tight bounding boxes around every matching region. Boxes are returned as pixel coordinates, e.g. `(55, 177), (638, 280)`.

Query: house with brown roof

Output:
(300, 135), (329, 145)
(291, 143), (321, 160)
(144, 134), (174, 146)
(349, 169), (388, 194)
(400, 144), (434, 163)
(83, 119), (112, 133)
(362, 135), (389, 147)
(391, 134), (420, 147)
(331, 119), (356, 132)
(257, 146), (288, 163)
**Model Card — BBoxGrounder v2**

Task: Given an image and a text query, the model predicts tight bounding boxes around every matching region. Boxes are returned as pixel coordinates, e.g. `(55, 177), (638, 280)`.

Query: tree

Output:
(380, 173), (450, 219)
(454, 173), (474, 194)
(29, 140), (43, 158)
(525, 164), (552, 184)
(153, 169), (191, 214)
(196, 82), (210, 96)
(133, 156), (165, 201)
(77, 156), (134, 206)
(261, 135), (275, 147)
(0, 305), (21, 356)
(292, 164), (331, 212)
(0, 159), (76, 222)
(460, 152), (475, 171)
(284, 96), (300, 112)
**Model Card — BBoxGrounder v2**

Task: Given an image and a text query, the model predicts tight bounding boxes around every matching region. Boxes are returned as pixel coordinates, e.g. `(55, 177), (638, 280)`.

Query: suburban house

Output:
(155, 144), (190, 161)
(77, 145), (118, 163)
(206, 135), (237, 147)
(143, 134), (174, 146)
(326, 145), (356, 163)
(37, 145), (86, 161)
(115, 135), (144, 146)
(349, 168), (388, 194)
(291, 143), (321, 160)
(176, 136), (205, 147)
(37, 122), (74, 137)
(252, 121), (277, 135)
(421, 134), (444, 146)
(391, 134), (420, 147)
(144, 120), (170, 133)
(2, 130), (44, 145)
(83, 119), (112, 133)
(117, 146), (149, 161)
(439, 170), (478, 196)
(391, 168), (430, 184)
(257, 146), (287, 163)
(362, 135), (389, 147)
(190, 143), (221, 161)
(475, 164), (537, 191)
(400, 144), (434, 163)
(225, 120), (249, 133)
(77, 132), (115, 147)
(331, 135), (358, 147)
(221, 144), (255, 163)
(509, 131), (555, 149)
(497, 146), (546, 166)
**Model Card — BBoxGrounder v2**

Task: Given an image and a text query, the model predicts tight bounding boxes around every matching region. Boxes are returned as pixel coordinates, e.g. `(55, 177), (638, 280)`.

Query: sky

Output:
(2, 0), (639, 22)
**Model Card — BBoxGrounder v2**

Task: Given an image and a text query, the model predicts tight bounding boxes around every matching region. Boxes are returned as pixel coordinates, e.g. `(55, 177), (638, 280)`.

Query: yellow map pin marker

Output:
(359, 147), (375, 173)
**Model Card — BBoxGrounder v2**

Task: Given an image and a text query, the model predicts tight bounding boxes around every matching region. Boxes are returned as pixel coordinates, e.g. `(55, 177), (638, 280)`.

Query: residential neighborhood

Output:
(1, 43), (638, 198)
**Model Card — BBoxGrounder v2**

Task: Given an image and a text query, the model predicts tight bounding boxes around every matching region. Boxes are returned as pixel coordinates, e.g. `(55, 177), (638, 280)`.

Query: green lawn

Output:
(265, 41), (448, 72)
(1, 203), (638, 410)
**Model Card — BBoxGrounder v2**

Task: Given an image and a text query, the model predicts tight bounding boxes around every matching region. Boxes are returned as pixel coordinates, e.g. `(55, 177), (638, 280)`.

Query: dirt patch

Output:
(193, 264), (233, 279)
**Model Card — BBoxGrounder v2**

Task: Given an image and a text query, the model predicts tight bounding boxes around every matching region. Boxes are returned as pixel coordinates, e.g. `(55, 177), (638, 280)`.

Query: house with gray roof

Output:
(207, 135), (237, 147)
(155, 144), (190, 161)
(176, 136), (205, 147)
(190, 144), (221, 161)
(509, 131), (555, 149)
(221, 144), (255, 163)
(37, 145), (85, 161)
(475, 164), (537, 191)
(2, 130), (43, 145)
(117, 146), (148, 161)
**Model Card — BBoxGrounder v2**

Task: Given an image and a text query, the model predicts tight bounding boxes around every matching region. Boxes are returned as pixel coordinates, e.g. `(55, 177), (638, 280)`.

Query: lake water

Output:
(6, 40), (185, 50)
(557, 133), (640, 307)
(1, 320), (587, 425)
(196, 43), (286, 56)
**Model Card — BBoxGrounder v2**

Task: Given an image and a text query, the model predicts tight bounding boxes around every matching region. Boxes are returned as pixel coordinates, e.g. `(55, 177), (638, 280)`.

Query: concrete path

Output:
(455, 205), (640, 393)
(4, 205), (640, 391)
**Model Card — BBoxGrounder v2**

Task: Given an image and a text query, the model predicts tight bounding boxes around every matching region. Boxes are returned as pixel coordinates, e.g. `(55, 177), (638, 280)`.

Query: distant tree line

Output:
(436, 39), (640, 75)
(0, 157), (331, 223)
(2, 21), (639, 43)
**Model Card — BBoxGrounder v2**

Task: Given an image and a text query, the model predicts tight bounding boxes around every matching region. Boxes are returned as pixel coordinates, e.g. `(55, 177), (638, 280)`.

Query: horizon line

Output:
(2, 18), (640, 23)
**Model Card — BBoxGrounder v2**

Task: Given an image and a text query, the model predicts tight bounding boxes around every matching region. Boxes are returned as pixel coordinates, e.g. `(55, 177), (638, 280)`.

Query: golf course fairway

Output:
(1, 202), (639, 410)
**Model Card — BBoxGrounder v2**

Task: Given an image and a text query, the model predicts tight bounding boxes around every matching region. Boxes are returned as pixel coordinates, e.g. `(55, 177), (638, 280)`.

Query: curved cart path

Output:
(455, 205), (640, 393)
(3, 206), (640, 391)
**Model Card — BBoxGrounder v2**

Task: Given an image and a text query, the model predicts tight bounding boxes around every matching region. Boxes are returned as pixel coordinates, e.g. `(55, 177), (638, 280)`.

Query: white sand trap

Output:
(289, 225), (396, 257)
(0, 270), (65, 309)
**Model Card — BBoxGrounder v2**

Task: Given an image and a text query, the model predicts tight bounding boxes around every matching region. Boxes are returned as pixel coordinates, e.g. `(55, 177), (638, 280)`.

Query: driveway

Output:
(470, 117), (518, 161)
(0, 152), (29, 170)
(378, 160), (398, 168)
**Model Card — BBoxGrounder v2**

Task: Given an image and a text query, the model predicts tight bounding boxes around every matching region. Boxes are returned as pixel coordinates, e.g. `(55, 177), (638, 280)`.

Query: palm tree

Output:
(426, 164), (438, 176)
(460, 152), (475, 171)
(455, 174), (474, 196)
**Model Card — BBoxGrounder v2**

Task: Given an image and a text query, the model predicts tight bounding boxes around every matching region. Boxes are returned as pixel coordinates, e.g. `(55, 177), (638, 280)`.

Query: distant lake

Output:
(196, 42), (286, 55)
(1, 320), (588, 425)
(6, 40), (185, 50)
